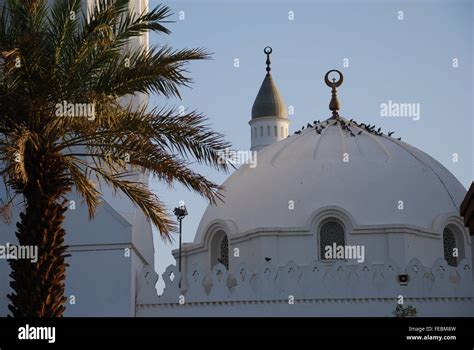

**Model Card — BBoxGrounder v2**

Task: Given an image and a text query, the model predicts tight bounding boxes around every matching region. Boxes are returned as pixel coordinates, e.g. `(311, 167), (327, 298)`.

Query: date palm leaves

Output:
(0, 0), (230, 316)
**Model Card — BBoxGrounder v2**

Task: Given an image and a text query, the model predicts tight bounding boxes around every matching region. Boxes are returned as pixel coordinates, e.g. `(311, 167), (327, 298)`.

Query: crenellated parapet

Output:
(137, 258), (473, 305)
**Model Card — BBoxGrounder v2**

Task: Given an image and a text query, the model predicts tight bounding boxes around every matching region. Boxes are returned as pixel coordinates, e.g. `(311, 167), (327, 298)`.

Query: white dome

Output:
(195, 117), (466, 240)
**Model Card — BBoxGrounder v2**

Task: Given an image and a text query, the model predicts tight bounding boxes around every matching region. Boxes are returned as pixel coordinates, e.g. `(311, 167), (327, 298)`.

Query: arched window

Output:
(274, 125), (278, 136)
(443, 227), (458, 267)
(319, 221), (345, 260)
(281, 126), (284, 137)
(267, 125), (270, 136)
(254, 127), (257, 138)
(220, 235), (229, 269)
(210, 231), (229, 269)
(260, 126), (263, 137)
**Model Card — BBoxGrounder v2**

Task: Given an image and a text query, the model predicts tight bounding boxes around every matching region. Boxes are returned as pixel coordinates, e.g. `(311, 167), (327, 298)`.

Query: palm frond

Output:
(0, 0), (230, 239)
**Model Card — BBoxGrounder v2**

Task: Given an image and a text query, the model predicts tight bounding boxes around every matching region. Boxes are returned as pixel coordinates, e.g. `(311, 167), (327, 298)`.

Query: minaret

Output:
(250, 47), (290, 151)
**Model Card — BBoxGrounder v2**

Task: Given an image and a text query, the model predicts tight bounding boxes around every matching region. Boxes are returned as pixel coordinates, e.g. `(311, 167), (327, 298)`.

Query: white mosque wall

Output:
(136, 258), (474, 317)
(64, 244), (148, 316)
(64, 248), (132, 316)
(176, 218), (472, 282)
(71, 185), (155, 268)
(138, 297), (474, 317)
(0, 189), (146, 316)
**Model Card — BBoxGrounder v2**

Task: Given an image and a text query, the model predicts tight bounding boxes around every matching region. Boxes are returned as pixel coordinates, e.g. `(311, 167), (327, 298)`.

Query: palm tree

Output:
(0, 0), (230, 317)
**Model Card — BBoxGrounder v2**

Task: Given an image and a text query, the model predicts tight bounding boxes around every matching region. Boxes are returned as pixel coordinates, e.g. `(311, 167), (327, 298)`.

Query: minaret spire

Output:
(250, 46), (290, 151)
(264, 46), (272, 74)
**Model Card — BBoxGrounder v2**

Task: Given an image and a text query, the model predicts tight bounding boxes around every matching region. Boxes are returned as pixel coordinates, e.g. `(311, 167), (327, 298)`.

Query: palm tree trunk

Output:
(8, 148), (71, 317)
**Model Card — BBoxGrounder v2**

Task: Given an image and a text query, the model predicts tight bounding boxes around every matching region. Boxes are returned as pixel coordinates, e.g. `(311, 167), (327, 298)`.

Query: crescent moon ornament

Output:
(324, 69), (344, 119)
(324, 69), (344, 88)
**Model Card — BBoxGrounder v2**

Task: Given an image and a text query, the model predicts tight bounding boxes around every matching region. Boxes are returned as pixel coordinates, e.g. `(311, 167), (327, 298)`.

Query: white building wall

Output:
(138, 298), (474, 317)
(177, 226), (472, 280)
(64, 248), (132, 316)
(136, 258), (474, 317)
(0, 188), (146, 316)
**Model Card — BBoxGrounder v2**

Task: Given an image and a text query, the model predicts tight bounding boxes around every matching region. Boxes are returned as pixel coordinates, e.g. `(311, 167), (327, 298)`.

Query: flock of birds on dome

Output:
(290, 118), (402, 141)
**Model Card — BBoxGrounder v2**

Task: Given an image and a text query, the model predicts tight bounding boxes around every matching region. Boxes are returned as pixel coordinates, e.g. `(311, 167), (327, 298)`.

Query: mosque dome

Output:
(164, 51), (472, 319)
(195, 70), (466, 241)
(196, 117), (465, 238)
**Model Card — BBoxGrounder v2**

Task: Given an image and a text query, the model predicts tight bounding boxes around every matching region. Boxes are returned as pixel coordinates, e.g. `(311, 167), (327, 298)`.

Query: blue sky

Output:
(148, 0), (473, 289)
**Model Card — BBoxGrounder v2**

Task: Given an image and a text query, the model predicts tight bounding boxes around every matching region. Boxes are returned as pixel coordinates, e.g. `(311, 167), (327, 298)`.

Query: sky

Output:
(147, 0), (473, 291)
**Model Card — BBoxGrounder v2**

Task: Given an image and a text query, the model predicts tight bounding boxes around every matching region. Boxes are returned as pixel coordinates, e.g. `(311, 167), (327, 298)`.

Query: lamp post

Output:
(173, 203), (188, 275)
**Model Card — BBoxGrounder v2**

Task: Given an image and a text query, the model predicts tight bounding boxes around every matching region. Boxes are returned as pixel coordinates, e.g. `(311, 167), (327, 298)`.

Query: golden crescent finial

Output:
(324, 70), (343, 88)
(324, 70), (344, 119)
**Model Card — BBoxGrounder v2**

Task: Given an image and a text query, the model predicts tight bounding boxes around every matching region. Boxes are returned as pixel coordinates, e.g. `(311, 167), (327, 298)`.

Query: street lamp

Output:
(173, 203), (188, 275)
